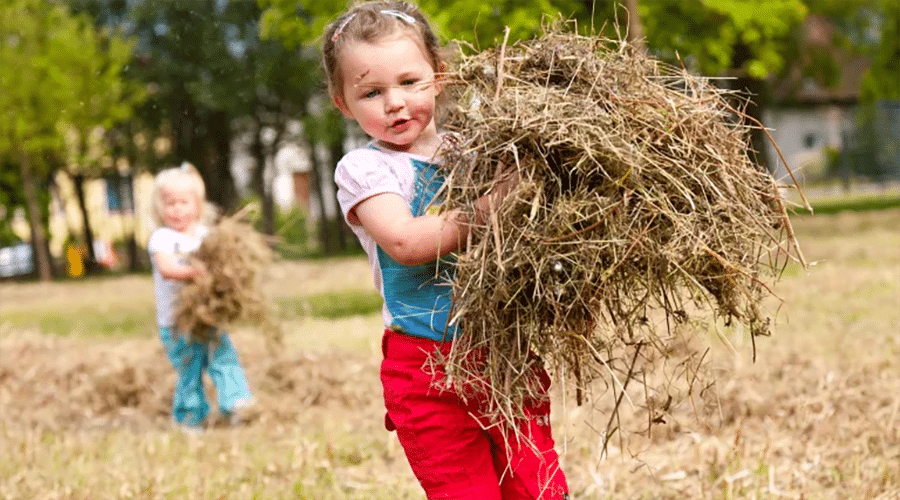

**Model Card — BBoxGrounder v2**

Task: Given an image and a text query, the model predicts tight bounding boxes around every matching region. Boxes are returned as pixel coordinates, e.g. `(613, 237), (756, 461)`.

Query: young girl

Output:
(148, 163), (253, 430)
(323, 2), (569, 498)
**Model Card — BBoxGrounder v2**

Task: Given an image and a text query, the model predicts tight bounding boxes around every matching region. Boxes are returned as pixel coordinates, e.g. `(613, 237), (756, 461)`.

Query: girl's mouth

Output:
(391, 119), (410, 130)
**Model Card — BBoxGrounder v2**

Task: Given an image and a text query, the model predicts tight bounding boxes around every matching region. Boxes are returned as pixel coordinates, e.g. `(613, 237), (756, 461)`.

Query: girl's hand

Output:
(190, 261), (207, 281)
(474, 156), (519, 224)
(154, 252), (205, 282)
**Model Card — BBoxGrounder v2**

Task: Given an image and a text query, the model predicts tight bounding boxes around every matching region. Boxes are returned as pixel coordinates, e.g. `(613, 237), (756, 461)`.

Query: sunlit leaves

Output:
(0, 0), (143, 163)
(640, 0), (807, 78)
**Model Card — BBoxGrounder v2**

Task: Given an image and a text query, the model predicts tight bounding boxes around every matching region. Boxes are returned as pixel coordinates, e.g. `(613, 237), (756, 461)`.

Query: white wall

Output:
(763, 104), (856, 185)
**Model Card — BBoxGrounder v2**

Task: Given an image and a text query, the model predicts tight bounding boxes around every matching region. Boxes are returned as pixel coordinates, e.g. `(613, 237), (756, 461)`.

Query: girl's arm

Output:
(153, 252), (204, 281)
(353, 194), (467, 266)
(353, 170), (517, 266)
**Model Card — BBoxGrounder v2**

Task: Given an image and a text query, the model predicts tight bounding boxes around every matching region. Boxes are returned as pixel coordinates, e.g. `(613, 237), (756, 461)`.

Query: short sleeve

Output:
(147, 227), (177, 256)
(334, 148), (404, 225)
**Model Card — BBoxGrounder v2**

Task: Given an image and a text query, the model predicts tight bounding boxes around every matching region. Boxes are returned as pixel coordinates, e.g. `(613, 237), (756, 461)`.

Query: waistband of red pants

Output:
(382, 328), (455, 359)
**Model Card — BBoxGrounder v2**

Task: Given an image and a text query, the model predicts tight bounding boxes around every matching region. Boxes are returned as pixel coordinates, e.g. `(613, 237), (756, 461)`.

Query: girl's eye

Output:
(362, 89), (379, 99)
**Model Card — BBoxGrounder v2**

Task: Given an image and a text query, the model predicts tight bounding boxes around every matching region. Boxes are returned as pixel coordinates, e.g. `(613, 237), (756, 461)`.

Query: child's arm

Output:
(153, 251), (205, 281)
(353, 168), (517, 266)
(353, 194), (467, 266)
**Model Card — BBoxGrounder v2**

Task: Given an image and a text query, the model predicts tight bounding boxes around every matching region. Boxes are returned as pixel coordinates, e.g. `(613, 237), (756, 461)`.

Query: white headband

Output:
(331, 13), (357, 42)
(380, 9), (416, 25)
(331, 9), (417, 43)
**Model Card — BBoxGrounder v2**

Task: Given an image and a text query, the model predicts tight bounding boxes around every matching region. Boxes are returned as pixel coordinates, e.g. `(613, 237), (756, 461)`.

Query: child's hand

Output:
(191, 261), (207, 280)
(474, 156), (519, 224)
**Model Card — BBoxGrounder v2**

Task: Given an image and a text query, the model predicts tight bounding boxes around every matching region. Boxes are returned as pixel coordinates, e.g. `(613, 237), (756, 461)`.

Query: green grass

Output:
(277, 290), (383, 320)
(1, 289), (384, 338)
(1, 307), (156, 338)
(792, 192), (900, 215)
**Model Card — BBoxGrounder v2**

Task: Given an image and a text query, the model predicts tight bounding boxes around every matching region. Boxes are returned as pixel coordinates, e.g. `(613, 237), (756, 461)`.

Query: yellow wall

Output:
(12, 171), (156, 258)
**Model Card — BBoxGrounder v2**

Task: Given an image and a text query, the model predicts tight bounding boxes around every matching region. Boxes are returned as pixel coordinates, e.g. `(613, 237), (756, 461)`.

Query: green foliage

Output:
(278, 290), (383, 320)
(272, 206), (311, 259)
(858, 0), (900, 102)
(420, 0), (584, 48)
(258, 0), (339, 49)
(0, 0), (144, 278)
(258, 0), (584, 51)
(639, 0), (807, 78)
(0, 0), (143, 161)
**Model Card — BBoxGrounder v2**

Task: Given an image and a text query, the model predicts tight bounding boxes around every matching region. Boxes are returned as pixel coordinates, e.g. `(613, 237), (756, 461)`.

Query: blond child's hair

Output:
(322, 1), (446, 109)
(150, 162), (216, 230)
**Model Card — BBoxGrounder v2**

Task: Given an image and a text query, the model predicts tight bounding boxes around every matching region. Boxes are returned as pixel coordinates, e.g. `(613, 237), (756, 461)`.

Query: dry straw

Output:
(174, 207), (278, 343)
(435, 21), (806, 438)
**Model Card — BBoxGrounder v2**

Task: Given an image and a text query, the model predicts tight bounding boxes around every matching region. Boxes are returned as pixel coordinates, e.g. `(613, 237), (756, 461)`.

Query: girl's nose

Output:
(384, 88), (404, 113)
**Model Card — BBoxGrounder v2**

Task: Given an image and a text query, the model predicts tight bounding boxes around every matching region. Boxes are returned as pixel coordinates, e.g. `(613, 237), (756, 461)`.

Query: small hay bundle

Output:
(175, 210), (274, 342)
(438, 24), (804, 426)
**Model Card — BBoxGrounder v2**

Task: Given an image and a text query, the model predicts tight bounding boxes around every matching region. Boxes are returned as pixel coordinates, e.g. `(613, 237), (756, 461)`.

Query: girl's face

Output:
(160, 182), (200, 233)
(336, 30), (442, 156)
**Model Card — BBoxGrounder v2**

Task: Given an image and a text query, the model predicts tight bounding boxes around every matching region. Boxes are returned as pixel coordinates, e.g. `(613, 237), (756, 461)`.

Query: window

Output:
(803, 133), (819, 149)
(105, 174), (134, 214)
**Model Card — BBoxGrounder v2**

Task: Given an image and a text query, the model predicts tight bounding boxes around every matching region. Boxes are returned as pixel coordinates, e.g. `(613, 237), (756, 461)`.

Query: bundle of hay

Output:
(437, 23), (806, 429)
(175, 209), (275, 342)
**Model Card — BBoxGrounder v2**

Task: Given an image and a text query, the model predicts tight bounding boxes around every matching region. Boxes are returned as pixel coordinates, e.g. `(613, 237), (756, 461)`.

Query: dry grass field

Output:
(1, 207), (898, 499)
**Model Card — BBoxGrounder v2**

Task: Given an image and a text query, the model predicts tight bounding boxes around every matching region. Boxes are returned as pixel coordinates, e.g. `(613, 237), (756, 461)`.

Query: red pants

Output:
(380, 329), (569, 500)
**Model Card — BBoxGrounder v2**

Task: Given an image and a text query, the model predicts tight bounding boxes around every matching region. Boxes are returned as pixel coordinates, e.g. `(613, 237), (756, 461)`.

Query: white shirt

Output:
(148, 225), (209, 327)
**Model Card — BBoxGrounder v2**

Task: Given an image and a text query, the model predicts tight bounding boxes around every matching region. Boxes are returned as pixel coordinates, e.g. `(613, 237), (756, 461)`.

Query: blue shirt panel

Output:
(378, 155), (457, 341)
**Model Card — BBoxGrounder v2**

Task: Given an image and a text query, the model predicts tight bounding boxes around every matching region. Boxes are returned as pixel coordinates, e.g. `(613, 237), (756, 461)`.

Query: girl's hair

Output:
(150, 162), (211, 229)
(322, 1), (444, 107)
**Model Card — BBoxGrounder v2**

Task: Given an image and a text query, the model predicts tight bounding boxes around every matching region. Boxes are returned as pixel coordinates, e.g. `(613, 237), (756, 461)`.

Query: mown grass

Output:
(1, 205), (898, 500)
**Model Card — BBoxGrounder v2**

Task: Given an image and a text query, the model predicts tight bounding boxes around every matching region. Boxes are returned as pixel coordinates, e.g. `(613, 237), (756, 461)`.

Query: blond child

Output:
(323, 2), (569, 498)
(148, 163), (253, 429)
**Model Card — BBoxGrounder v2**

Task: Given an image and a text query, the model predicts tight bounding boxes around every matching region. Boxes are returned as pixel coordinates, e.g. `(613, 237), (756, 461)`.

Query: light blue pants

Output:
(159, 327), (252, 426)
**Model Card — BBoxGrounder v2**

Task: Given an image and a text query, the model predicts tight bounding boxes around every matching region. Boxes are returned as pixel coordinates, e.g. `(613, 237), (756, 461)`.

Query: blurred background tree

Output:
(1, 0), (142, 280)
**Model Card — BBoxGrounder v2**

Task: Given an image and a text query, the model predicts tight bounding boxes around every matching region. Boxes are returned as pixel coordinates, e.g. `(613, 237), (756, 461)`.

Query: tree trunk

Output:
(732, 76), (772, 173)
(72, 173), (99, 273)
(250, 126), (276, 235)
(172, 82), (198, 167)
(306, 140), (333, 254)
(623, 0), (645, 49)
(328, 135), (348, 251)
(206, 110), (237, 213)
(121, 128), (142, 272)
(19, 155), (53, 281)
